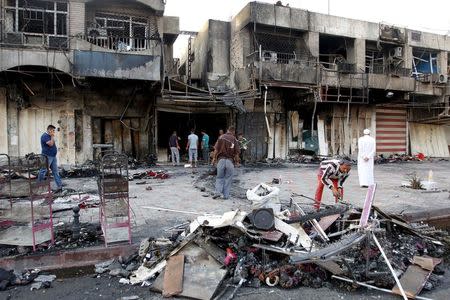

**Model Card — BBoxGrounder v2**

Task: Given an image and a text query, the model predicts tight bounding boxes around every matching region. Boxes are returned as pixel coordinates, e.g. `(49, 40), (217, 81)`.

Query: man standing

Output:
(357, 129), (376, 187)
(314, 159), (351, 210)
(38, 125), (62, 192)
(186, 129), (199, 168)
(212, 126), (240, 199)
(169, 131), (180, 166)
(201, 129), (210, 165)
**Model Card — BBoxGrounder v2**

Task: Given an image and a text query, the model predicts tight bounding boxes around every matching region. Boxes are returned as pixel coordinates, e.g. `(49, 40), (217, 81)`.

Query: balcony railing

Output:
(247, 50), (317, 67)
(367, 63), (411, 77)
(0, 32), (69, 50)
(84, 35), (154, 52)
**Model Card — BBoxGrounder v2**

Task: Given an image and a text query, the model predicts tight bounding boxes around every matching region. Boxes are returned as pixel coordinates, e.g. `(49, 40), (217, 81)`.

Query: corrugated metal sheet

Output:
(376, 108), (407, 154)
(409, 123), (450, 157)
(237, 113), (268, 161)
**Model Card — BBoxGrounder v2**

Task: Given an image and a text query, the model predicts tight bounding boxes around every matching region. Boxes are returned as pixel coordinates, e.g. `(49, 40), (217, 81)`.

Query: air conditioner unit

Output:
(5, 32), (23, 45)
(433, 73), (448, 84)
(86, 27), (107, 38)
(393, 47), (403, 58)
(262, 51), (277, 63)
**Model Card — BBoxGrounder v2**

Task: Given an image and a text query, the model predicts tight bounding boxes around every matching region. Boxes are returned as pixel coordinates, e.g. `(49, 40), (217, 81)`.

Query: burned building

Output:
(1, 1), (449, 165)
(0, 0), (179, 165)
(179, 2), (450, 161)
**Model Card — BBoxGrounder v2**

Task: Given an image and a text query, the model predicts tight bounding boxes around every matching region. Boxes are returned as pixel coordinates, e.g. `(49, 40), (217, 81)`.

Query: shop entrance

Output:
(157, 111), (228, 162)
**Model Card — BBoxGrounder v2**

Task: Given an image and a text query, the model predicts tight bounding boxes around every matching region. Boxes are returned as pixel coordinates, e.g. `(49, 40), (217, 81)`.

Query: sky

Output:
(164, 0), (450, 58)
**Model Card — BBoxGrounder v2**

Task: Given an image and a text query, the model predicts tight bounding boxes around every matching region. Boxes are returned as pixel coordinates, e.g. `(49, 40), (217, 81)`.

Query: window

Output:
(89, 13), (151, 50)
(5, 0), (68, 36)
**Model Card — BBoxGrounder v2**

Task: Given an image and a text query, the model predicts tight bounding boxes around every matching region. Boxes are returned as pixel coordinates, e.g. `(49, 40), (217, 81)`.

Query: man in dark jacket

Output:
(212, 126), (240, 199)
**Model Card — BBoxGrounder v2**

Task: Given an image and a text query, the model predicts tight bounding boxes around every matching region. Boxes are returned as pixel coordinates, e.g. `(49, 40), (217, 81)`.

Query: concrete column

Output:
(303, 31), (319, 58)
(437, 51), (448, 75)
(0, 88), (8, 154)
(403, 45), (414, 71)
(7, 98), (19, 157)
(347, 38), (365, 72)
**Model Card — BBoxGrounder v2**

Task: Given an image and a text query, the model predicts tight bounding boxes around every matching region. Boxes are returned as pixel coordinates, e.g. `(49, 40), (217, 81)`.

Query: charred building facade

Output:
(179, 2), (450, 161)
(0, 0), (179, 165)
(1, 1), (449, 164)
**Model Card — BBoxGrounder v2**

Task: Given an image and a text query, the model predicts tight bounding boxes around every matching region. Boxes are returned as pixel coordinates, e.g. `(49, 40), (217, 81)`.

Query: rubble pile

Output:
(131, 170), (170, 181)
(375, 153), (449, 164)
(95, 185), (448, 300)
(60, 160), (98, 178)
(53, 222), (102, 249)
(0, 268), (56, 291)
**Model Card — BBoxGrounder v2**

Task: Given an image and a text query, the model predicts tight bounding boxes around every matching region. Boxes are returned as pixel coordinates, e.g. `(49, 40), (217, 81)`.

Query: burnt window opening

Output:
(5, 0), (68, 36)
(365, 41), (410, 76)
(319, 35), (350, 70)
(253, 32), (312, 64)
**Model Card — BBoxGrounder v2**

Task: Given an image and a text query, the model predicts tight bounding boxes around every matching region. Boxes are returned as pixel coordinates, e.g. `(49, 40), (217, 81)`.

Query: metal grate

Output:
(97, 151), (131, 247)
(1, 0), (69, 49)
(0, 153), (55, 251)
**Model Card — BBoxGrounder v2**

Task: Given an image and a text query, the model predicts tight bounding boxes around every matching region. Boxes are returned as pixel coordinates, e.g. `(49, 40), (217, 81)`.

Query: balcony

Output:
(78, 33), (159, 53)
(248, 50), (319, 85)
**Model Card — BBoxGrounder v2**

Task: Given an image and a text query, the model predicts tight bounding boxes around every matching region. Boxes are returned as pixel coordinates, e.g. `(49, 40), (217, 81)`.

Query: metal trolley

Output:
(0, 154), (54, 251)
(97, 151), (131, 247)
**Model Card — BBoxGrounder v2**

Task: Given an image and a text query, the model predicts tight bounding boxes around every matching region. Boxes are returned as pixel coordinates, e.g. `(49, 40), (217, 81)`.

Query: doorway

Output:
(157, 111), (228, 162)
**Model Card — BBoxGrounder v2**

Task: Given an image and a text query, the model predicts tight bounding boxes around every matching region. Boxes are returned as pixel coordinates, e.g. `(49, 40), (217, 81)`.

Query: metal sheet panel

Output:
(73, 50), (160, 80)
(376, 108), (407, 154)
(409, 123), (450, 157)
(163, 255), (184, 297)
(152, 243), (227, 300)
(237, 113), (268, 161)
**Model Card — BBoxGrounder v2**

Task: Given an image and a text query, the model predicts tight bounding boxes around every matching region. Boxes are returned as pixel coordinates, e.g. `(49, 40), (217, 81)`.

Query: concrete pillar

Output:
(7, 98), (19, 157)
(0, 88), (8, 154)
(403, 46), (414, 71)
(437, 51), (448, 75)
(347, 38), (365, 72)
(303, 31), (319, 58)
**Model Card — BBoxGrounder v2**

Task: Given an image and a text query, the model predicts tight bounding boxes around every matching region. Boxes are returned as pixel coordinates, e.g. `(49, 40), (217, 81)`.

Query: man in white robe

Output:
(357, 129), (376, 187)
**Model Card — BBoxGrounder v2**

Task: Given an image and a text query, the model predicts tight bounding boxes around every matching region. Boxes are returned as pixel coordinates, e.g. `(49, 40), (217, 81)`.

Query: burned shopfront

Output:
(178, 2), (450, 161)
(0, 0), (180, 165)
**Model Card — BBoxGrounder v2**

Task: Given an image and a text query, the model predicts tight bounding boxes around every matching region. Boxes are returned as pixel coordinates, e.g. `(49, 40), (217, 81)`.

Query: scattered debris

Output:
(91, 183), (449, 300)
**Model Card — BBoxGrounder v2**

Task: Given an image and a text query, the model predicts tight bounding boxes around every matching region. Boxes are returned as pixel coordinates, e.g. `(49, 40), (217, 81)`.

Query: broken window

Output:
(412, 48), (439, 82)
(4, 0), (68, 38)
(365, 41), (409, 76)
(319, 35), (350, 71)
(253, 31), (312, 64)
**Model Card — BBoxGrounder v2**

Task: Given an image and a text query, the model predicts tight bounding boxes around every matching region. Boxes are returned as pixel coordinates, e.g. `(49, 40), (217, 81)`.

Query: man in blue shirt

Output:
(201, 129), (210, 165)
(38, 125), (62, 191)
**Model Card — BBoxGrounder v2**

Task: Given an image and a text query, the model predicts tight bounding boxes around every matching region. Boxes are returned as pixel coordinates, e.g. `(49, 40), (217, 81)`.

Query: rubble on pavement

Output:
(92, 183), (448, 300)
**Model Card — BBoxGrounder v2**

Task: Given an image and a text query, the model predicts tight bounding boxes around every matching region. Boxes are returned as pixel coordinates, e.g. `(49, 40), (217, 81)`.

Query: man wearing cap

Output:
(314, 159), (351, 210)
(358, 129), (376, 188)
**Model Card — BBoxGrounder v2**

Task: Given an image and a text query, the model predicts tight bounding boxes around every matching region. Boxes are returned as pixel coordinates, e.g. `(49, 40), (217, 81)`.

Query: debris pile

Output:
(60, 160), (98, 178)
(376, 153), (449, 164)
(0, 268), (56, 291)
(131, 170), (170, 181)
(96, 184), (448, 299)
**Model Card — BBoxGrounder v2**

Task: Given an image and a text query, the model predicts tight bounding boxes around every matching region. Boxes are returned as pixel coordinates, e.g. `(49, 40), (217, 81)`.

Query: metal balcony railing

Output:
(367, 63), (411, 77)
(84, 35), (154, 52)
(247, 50), (317, 67)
